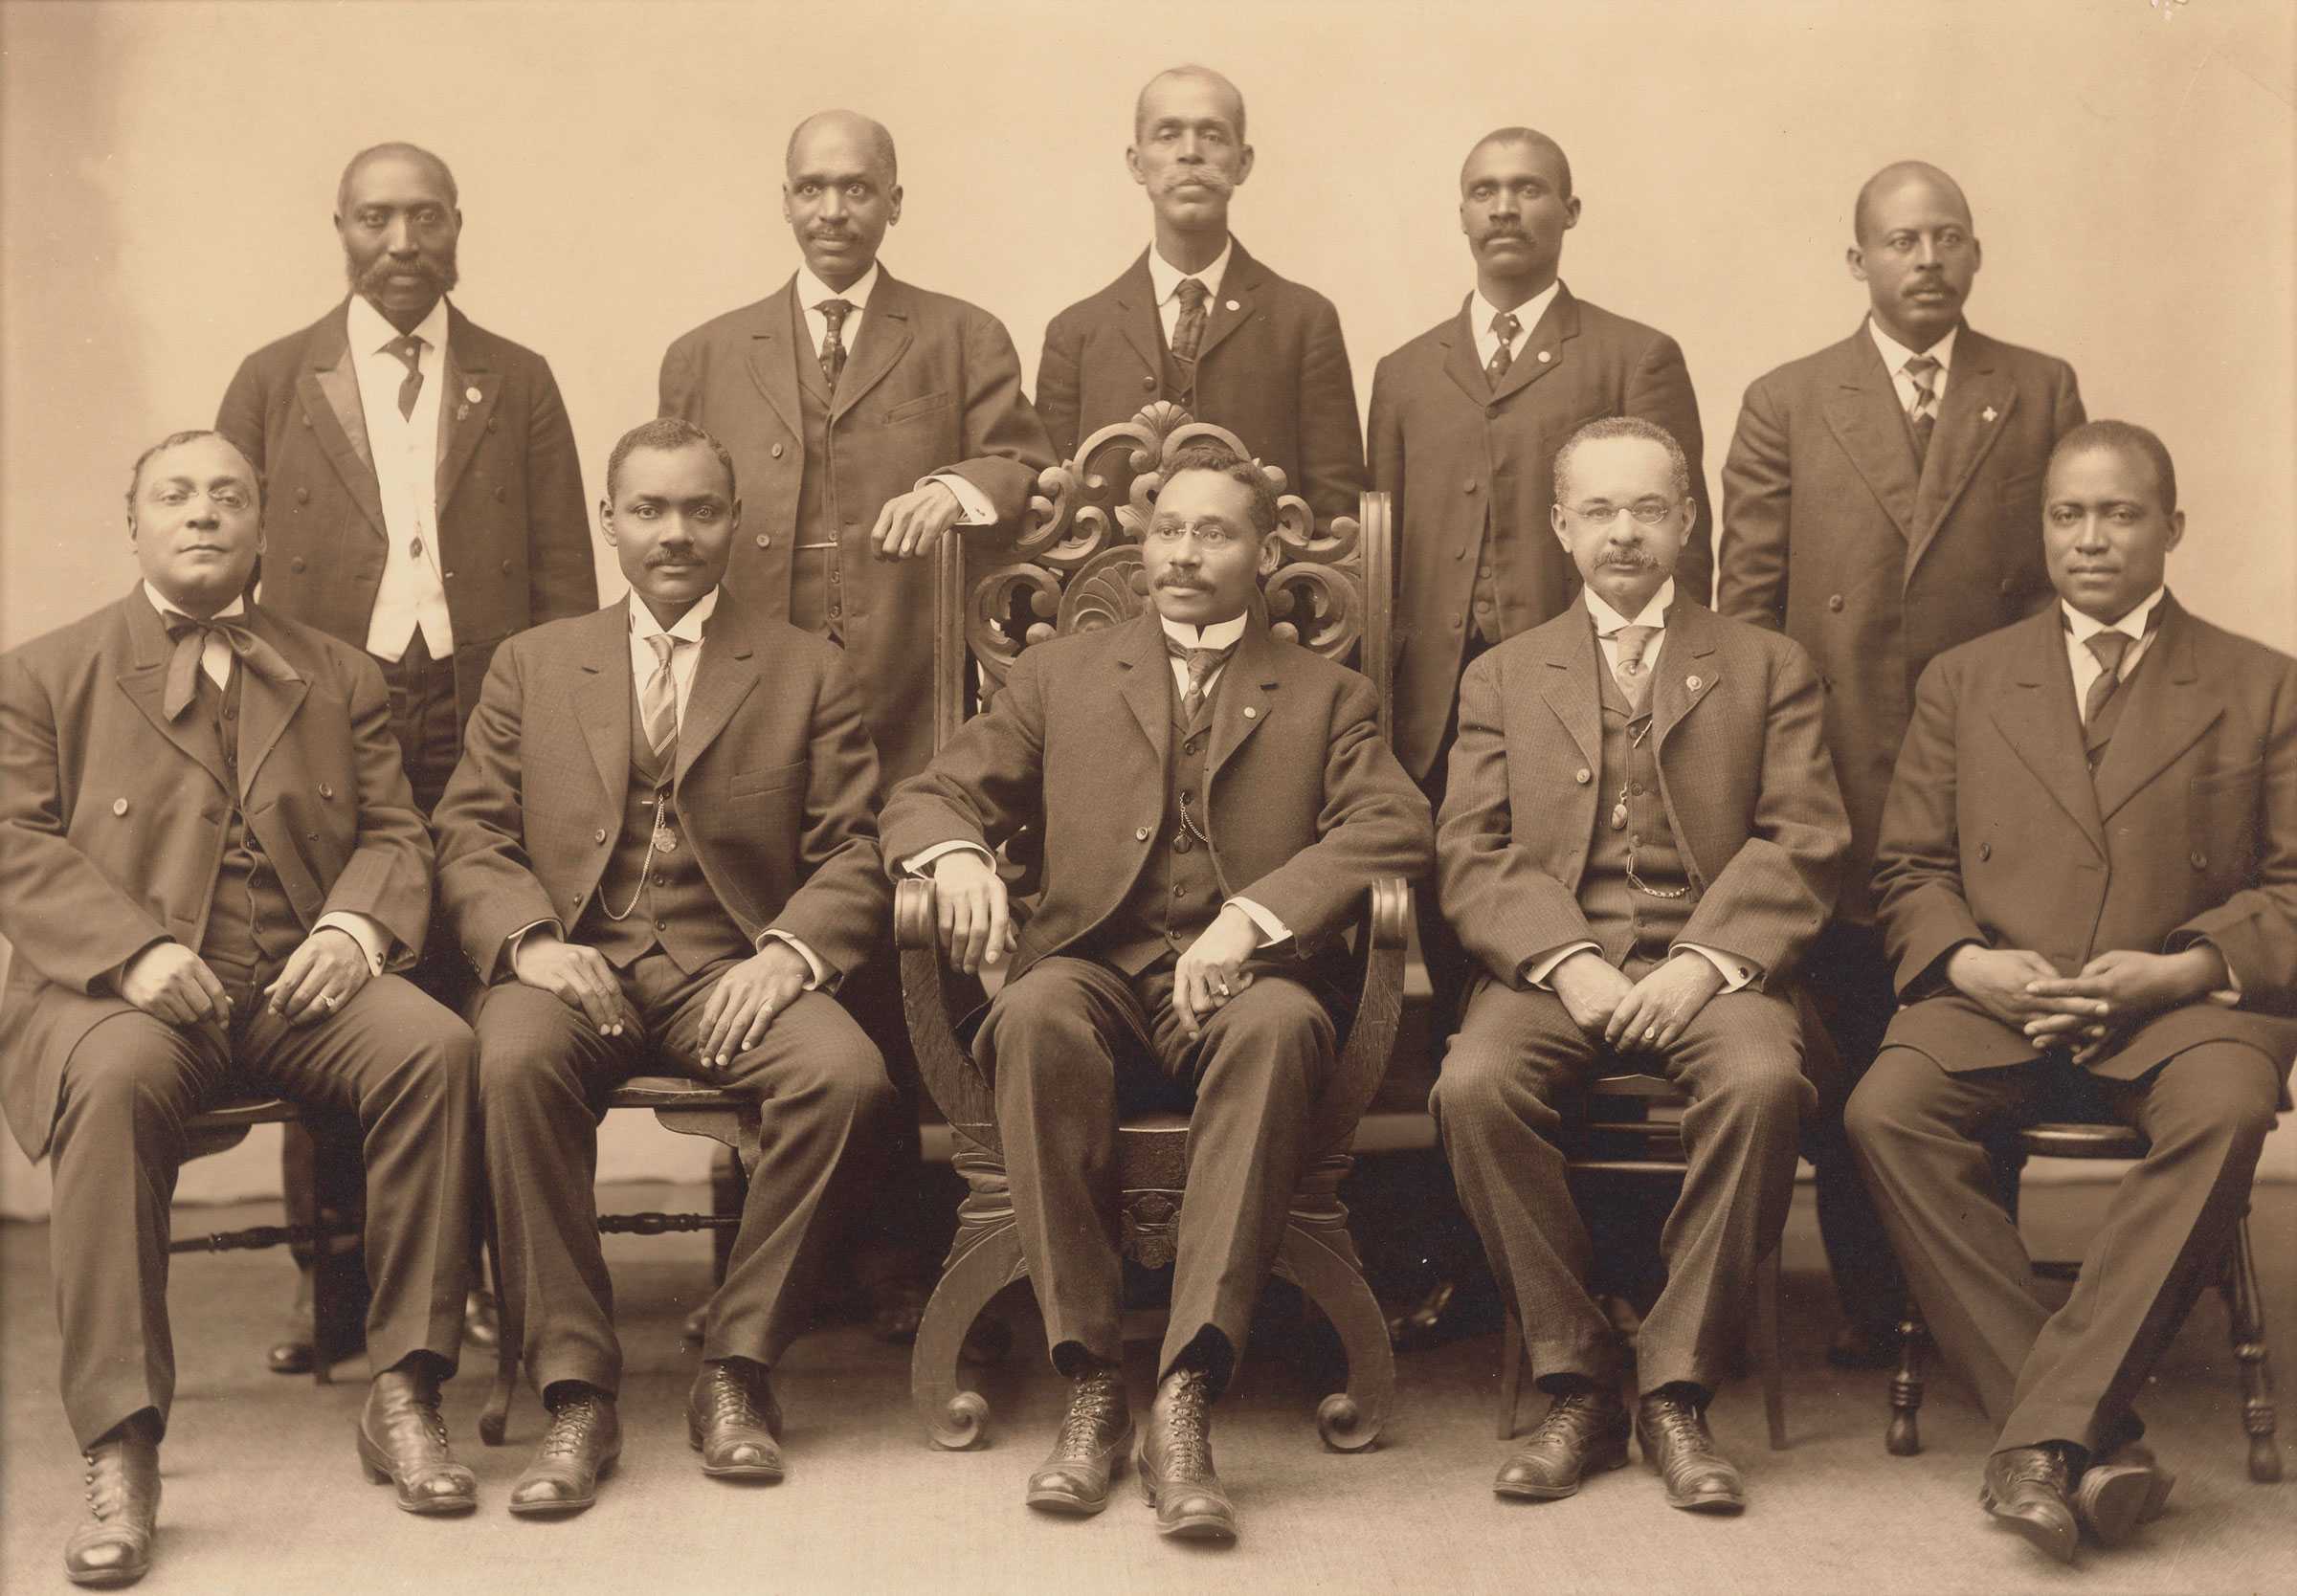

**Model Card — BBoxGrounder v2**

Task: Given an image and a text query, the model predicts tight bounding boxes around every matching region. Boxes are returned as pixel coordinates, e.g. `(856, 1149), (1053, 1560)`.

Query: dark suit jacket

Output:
(880, 612), (1432, 987)
(433, 590), (888, 988)
(1036, 241), (1366, 530)
(1717, 321), (2084, 920)
(658, 269), (1053, 783)
(1372, 287), (1711, 781)
(1874, 598), (2297, 1092)
(1437, 598), (1846, 988)
(0, 591), (434, 1159)
(215, 299), (597, 722)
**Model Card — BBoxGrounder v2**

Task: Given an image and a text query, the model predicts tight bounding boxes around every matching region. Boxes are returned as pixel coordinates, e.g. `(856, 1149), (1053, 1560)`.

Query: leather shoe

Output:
(2075, 1441), (2174, 1547)
(1026, 1364), (1131, 1515)
(1136, 1367), (1237, 1541)
(1635, 1388), (1745, 1514)
(1980, 1444), (2081, 1563)
(510, 1387), (621, 1517)
(64, 1416), (160, 1587)
(1495, 1385), (1630, 1499)
(358, 1365), (478, 1514)
(687, 1359), (784, 1481)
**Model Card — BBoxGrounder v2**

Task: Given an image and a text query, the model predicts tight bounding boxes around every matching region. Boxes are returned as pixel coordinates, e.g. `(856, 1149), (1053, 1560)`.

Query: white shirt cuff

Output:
(923, 473), (994, 525)
(1525, 942), (1601, 989)
(504, 919), (565, 972)
(903, 839), (995, 876)
(314, 912), (390, 977)
(1677, 942), (1757, 992)
(1226, 898), (1290, 948)
(758, 930), (829, 991)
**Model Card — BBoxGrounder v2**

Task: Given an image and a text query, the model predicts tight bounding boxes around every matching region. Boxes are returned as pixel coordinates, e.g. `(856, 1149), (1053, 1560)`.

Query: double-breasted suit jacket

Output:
(1718, 322), (2084, 920)
(434, 591), (889, 987)
(1874, 598), (2297, 1093)
(658, 270), (1054, 783)
(215, 299), (597, 724)
(1372, 287), (1712, 783)
(1035, 242), (1367, 531)
(1437, 597), (1846, 989)
(880, 611), (1432, 988)
(0, 591), (435, 1160)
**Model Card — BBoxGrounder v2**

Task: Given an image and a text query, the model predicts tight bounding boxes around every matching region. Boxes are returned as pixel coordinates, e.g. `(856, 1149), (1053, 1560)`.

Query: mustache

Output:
(1162, 168), (1233, 196)
(1596, 551), (1655, 568)
(350, 251), (457, 298)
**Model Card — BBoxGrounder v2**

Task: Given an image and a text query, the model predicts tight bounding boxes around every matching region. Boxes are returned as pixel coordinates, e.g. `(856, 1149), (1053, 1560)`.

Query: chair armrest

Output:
(1309, 876), (1413, 1157)
(894, 876), (1002, 1156)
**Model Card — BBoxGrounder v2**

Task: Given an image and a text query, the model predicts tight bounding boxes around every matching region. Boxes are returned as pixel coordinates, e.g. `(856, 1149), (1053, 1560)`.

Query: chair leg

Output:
(308, 1257), (335, 1387)
(1754, 1244), (1787, 1451)
(2219, 1211), (2282, 1484)
(709, 1144), (745, 1289)
(1272, 1213), (1394, 1453)
(909, 1215), (1025, 1450)
(479, 1202), (519, 1447)
(1885, 1305), (1928, 1456)
(1498, 1312), (1527, 1441)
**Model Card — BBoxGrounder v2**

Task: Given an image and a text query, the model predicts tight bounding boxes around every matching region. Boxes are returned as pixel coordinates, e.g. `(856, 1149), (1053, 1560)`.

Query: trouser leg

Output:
(1802, 920), (1907, 1338)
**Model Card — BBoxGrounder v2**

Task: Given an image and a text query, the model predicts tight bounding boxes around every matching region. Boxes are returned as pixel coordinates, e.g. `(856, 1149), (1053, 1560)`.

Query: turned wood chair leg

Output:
(911, 1221), (1025, 1451)
(479, 1201), (519, 1447)
(1273, 1220), (1394, 1452)
(2219, 1211), (2282, 1483)
(1885, 1306), (1928, 1456)
(1754, 1244), (1787, 1451)
(1498, 1312), (1527, 1441)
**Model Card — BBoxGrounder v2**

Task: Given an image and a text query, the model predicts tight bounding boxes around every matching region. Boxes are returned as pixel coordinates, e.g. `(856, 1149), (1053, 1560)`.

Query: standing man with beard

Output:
(1718, 160), (2085, 1364)
(1037, 65), (1365, 530)
(217, 140), (595, 1374)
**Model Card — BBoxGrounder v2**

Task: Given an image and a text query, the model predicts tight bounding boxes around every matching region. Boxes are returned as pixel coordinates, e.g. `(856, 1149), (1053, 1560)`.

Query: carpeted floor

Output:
(2, 1181), (2289, 1596)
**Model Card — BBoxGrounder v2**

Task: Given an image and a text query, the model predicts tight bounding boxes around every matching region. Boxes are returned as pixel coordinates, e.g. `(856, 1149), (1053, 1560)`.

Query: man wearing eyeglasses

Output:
(1432, 418), (1846, 1518)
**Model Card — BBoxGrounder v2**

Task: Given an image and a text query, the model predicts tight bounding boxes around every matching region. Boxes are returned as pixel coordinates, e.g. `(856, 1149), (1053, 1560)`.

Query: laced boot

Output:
(687, 1359), (784, 1481)
(1495, 1383), (1630, 1499)
(358, 1363), (478, 1514)
(64, 1415), (160, 1587)
(1980, 1443), (2082, 1563)
(1635, 1386), (1745, 1514)
(1026, 1363), (1132, 1515)
(510, 1385), (621, 1517)
(1136, 1366), (1237, 1541)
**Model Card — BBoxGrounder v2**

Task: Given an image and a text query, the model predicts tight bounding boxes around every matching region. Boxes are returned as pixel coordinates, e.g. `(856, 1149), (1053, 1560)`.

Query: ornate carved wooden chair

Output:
(898, 402), (1408, 1452)
(1882, 1120), (2281, 1482)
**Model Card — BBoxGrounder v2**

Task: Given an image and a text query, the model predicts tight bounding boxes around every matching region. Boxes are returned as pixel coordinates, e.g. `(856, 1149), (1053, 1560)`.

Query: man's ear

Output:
(1256, 531), (1283, 577)
(598, 499), (618, 546)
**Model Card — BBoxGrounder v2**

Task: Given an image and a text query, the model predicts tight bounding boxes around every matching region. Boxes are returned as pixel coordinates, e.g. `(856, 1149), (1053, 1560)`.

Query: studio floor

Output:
(2, 1181), (2290, 1596)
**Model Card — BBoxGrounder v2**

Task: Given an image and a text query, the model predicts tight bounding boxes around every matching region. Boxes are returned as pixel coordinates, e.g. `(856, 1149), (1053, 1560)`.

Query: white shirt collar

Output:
(347, 291), (450, 357)
(796, 260), (880, 314)
(1148, 237), (1233, 308)
(1583, 578), (1676, 633)
(144, 581), (246, 623)
(630, 586), (719, 644)
(2063, 586), (2166, 644)
(1160, 611), (1249, 651)
(1473, 279), (1562, 344)
(1866, 315), (1958, 377)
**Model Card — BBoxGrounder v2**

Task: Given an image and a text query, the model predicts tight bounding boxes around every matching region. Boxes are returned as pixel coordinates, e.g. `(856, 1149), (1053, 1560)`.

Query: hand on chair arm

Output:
(925, 847), (1014, 976)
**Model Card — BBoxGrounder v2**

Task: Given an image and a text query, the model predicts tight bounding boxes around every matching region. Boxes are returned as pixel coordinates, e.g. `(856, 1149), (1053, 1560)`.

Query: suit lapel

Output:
(1118, 612), (1173, 769)
(1439, 299), (1492, 407)
(1986, 610), (2106, 859)
(1821, 327), (1918, 543)
(830, 270), (915, 420)
(1194, 240), (1260, 369)
(674, 596), (759, 787)
(1207, 618), (1280, 780)
(1486, 283), (1575, 408)
(1535, 612), (1603, 774)
(296, 303), (387, 539)
(1650, 600), (1723, 753)
(1111, 252), (1165, 388)
(112, 591), (231, 793)
(742, 280), (804, 440)
(573, 603), (636, 805)
(434, 306), (500, 511)
(1907, 330), (2016, 579)
(234, 610), (309, 796)
(2091, 598), (2220, 823)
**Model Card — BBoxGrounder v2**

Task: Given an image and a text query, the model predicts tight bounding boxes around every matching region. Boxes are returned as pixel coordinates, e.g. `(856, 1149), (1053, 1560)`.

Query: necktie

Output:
(1904, 353), (1941, 466)
(1606, 624), (1659, 717)
(161, 613), (297, 720)
(2083, 631), (2132, 728)
(1166, 634), (1238, 726)
(386, 334), (425, 421)
(1171, 277), (1210, 374)
(1485, 310), (1521, 387)
(817, 299), (854, 390)
(641, 632), (685, 758)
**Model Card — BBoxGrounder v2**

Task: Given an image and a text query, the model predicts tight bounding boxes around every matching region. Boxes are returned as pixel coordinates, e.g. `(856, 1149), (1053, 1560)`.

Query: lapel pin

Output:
(1242, 705), (1257, 719)
(465, 386), (482, 404)
(1225, 299), (1240, 312)
(1537, 349), (1552, 363)
(1686, 675), (1703, 692)
(1981, 406), (1997, 423)
(455, 402), (471, 423)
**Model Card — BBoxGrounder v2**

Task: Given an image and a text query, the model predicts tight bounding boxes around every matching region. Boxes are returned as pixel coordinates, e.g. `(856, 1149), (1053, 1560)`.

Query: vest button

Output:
(1453, 545), (1466, 561)
(656, 919), (668, 931)
(501, 559), (514, 575)
(494, 485), (507, 501)
(112, 797), (129, 816)
(295, 487), (310, 504)
(1574, 767), (1591, 785)
(1999, 577), (2018, 596)
(594, 829), (608, 843)
(1135, 827), (1150, 841)
(2190, 849), (2208, 870)
(1172, 884), (1187, 898)
(1462, 478), (1479, 494)
(290, 557), (308, 573)
(318, 783), (334, 799)
(771, 443), (786, 458)
(1141, 375), (1157, 392)
(756, 534), (771, 548)
(1978, 840), (1992, 860)
(1450, 613), (1464, 631)
(1827, 593), (1844, 611)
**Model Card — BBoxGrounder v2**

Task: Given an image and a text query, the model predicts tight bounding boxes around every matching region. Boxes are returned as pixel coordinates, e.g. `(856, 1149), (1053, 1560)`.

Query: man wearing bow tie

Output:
(1432, 418), (1846, 1518)
(216, 140), (596, 1371)
(1717, 160), (2087, 1366)
(0, 432), (482, 1586)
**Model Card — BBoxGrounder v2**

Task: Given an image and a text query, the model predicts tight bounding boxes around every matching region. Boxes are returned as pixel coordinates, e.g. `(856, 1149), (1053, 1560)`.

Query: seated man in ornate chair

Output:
(1846, 420), (2295, 1567)
(881, 440), (1432, 1542)
(1431, 417), (1847, 1518)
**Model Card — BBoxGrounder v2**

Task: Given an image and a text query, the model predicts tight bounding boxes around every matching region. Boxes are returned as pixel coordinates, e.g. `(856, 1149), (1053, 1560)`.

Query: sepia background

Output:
(1, 0), (2291, 1213)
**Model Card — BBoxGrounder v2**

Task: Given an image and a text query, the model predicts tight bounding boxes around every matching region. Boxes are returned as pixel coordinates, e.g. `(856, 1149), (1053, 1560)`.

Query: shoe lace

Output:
(541, 1395), (601, 1458)
(2006, 1444), (2076, 1490)
(706, 1366), (762, 1426)
(1530, 1390), (1608, 1447)
(1646, 1398), (1708, 1456)
(1161, 1370), (1215, 1475)
(1056, 1371), (1124, 1457)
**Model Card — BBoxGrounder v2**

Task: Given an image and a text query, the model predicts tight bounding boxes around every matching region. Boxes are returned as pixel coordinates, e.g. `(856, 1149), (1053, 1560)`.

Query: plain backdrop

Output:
(2, 0), (2291, 1213)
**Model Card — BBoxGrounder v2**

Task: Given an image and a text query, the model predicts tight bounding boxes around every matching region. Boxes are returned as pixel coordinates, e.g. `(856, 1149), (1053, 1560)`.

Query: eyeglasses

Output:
(1567, 499), (1676, 526)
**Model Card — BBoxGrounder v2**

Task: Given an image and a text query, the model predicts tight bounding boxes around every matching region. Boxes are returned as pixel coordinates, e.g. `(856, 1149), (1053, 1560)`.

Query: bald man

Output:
(1037, 65), (1366, 529)
(1717, 160), (2085, 1363)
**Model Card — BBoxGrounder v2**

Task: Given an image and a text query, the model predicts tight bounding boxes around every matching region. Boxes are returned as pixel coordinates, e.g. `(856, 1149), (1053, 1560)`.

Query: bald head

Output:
(336, 142), (457, 218)
(785, 109), (898, 187)
(1854, 160), (1971, 245)
(1461, 126), (1572, 200)
(1134, 64), (1245, 142)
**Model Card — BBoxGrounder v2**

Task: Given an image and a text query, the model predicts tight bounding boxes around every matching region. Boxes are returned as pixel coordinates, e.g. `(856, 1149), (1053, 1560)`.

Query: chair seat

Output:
(2018, 1121), (2148, 1160)
(606, 1075), (745, 1110)
(187, 1096), (301, 1130)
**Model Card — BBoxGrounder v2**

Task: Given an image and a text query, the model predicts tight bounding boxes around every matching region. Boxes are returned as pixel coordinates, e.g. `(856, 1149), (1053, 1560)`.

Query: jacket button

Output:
(755, 534), (771, 548)
(1462, 478), (1479, 494)
(1827, 593), (1844, 611)
(771, 443), (786, 458)
(500, 559), (513, 575)
(295, 486), (311, 504)
(485, 416), (500, 432)
(1450, 613), (1464, 631)
(1484, 406), (1500, 420)
(493, 485), (507, 501)
(1574, 767), (1591, 785)
(1141, 375), (1157, 392)
(1977, 840), (1991, 860)
(594, 828), (609, 844)
(1135, 827), (1150, 841)
(112, 797), (130, 815)
(2190, 849), (2208, 870)
(318, 783), (335, 800)
(1999, 577), (2017, 596)
(290, 557), (308, 573)
(1453, 544), (1466, 561)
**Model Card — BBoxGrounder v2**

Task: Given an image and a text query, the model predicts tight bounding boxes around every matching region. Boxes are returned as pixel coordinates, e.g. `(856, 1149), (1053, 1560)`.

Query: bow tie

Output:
(161, 611), (297, 720)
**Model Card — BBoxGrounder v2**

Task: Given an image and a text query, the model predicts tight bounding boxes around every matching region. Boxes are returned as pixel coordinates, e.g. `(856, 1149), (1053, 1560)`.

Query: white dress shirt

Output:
(1866, 317), (1960, 414)
(1523, 580), (1755, 994)
(140, 584), (388, 977)
(346, 293), (453, 662)
(1470, 278), (1562, 373)
(2063, 586), (2167, 723)
(1146, 236), (1233, 346)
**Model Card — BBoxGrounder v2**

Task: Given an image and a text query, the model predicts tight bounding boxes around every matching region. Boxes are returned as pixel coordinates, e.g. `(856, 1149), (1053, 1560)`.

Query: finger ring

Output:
(1643, 1027), (1656, 1040)
(323, 994), (341, 1009)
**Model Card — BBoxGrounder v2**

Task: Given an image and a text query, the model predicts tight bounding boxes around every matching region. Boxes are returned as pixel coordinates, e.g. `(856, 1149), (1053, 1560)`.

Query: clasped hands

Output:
(1947, 943), (2234, 1064)
(1549, 948), (1725, 1054)
(513, 932), (811, 1074)
(117, 927), (369, 1029)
